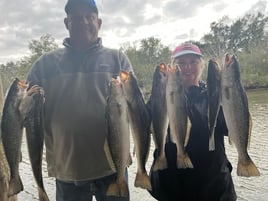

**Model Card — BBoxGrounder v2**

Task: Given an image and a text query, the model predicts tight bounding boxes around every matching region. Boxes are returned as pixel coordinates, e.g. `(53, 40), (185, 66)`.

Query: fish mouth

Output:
(223, 53), (235, 68)
(168, 65), (179, 73)
(15, 78), (28, 89)
(159, 63), (170, 76)
(111, 76), (121, 85)
(120, 71), (130, 83)
(159, 63), (167, 72)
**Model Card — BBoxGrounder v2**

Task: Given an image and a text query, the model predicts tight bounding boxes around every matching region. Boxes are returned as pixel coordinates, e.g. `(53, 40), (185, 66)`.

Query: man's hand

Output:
(19, 85), (44, 119)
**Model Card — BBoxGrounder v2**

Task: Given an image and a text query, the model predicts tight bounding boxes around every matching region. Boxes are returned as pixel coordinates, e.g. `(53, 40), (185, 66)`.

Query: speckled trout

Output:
(106, 76), (130, 197)
(1, 78), (27, 196)
(150, 63), (169, 171)
(24, 86), (50, 201)
(207, 58), (221, 151)
(166, 65), (193, 169)
(221, 53), (260, 177)
(120, 71), (151, 191)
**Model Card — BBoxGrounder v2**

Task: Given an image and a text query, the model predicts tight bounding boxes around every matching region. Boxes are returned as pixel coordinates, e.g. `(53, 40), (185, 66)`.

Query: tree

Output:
(201, 12), (268, 59)
(0, 61), (19, 91)
(140, 37), (167, 64)
(17, 34), (58, 79)
(122, 37), (171, 96)
(29, 34), (58, 58)
(0, 34), (58, 91)
(241, 13), (268, 52)
(201, 16), (231, 59)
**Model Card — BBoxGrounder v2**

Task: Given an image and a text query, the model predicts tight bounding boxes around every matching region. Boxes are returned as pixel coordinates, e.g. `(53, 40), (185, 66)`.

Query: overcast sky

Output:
(0, 0), (267, 64)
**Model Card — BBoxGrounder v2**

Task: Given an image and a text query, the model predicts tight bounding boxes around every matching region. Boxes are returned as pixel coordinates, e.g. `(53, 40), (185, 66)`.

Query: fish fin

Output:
(134, 171), (152, 191)
(38, 187), (50, 201)
(106, 182), (120, 197)
(208, 102), (220, 151)
(118, 180), (129, 197)
(103, 138), (116, 172)
(1, 173), (9, 191)
(209, 127), (215, 151)
(0, 178), (9, 201)
(224, 87), (230, 100)
(132, 145), (136, 157)
(247, 113), (253, 149)
(152, 154), (168, 171)
(207, 105), (210, 129)
(237, 157), (260, 177)
(184, 117), (191, 147)
(128, 127), (136, 157)
(0, 191), (8, 201)
(149, 122), (154, 134)
(127, 153), (132, 167)
(177, 153), (193, 169)
(170, 92), (175, 104)
(106, 179), (129, 197)
(8, 176), (23, 196)
(116, 102), (124, 116)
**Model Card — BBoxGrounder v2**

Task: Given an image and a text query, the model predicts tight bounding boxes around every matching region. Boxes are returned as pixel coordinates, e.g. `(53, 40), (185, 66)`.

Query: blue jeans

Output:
(56, 173), (130, 201)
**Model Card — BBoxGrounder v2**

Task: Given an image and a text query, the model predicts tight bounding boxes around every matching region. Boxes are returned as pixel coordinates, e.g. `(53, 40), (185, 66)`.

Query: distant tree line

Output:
(0, 35), (58, 91)
(1, 12), (268, 94)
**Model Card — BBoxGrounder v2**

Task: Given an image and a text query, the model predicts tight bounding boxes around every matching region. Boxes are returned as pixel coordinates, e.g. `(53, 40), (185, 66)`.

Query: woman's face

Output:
(173, 54), (204, 89)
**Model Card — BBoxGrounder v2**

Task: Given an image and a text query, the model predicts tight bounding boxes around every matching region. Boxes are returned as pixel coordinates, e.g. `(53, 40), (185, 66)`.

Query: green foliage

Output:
(122, 37), (171, 97)
(201, 12), (268, 60)
(1, 12), (268, 93)
(0, 61), (20, 92)
(17, 34), (58, 79)
(0, 34), (58, 91)
(198, 12), (268, 88)
(238, 43), (268, 88)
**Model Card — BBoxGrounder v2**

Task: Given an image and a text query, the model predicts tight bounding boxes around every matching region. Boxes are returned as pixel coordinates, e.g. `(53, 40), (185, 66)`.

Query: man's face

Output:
(64, 4), (102, 49)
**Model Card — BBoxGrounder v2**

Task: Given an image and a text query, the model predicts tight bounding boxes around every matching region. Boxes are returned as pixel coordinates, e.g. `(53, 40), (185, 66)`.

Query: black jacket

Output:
(148, 82), (237, 201)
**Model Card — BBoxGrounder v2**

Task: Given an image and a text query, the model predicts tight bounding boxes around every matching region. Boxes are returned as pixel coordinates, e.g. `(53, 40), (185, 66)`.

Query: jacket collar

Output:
(63, 37), (102, 53)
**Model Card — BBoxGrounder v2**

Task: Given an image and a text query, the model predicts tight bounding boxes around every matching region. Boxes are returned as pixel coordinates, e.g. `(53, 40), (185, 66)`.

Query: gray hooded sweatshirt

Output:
(27, 38), (133, 181)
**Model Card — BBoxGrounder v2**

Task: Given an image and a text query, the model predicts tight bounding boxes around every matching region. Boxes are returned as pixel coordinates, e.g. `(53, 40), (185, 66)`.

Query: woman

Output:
(148, 43), (237, 201)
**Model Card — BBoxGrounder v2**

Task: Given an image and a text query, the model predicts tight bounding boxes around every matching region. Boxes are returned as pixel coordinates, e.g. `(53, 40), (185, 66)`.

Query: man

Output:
(26, 0), (133, 200)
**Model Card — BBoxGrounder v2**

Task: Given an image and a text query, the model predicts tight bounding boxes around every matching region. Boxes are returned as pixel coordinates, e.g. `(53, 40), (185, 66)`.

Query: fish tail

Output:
(184, 118), (191, 147)
(127, 153), (132, 167)
(106, 179), (129, 197)
(152, 154), (168, 171)
(106, 182), (119, 196)
(0, 184), (9, 201)
(209, 128), (215, 151)
(177, 153), (193, 169)
(237, 157), (260, 177)
(0, 194), (8, 201)
(38, 187), (50, 201)
(0, 177), (9, 192)
(8, 176), (23, 196)
(134, 171), (152, 191)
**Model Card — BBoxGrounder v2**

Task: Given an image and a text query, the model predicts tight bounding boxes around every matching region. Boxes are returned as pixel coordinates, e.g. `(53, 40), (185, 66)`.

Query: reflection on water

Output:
(18, 89), (268, 201)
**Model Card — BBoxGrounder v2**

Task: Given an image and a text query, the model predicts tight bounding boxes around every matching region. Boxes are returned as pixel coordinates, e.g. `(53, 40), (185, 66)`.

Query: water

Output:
(17, 89), (268, 201)
(225, 89), (268, 201)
